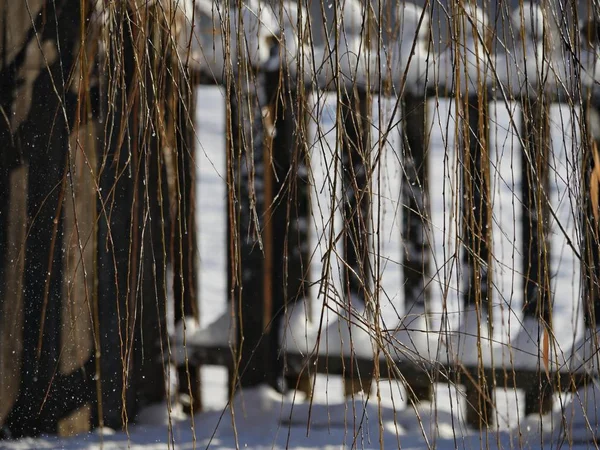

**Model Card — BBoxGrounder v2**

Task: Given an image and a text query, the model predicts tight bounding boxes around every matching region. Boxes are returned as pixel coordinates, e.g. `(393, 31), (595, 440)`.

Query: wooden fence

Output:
(1, 0), (600, 438)
(175, 0), (600, 430)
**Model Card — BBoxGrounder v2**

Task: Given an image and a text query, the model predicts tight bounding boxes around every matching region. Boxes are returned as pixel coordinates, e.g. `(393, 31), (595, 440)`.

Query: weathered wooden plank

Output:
(57, 124), (98, 435)
(462, 93), (492, 323)
(0, 166), (28, 429)
(2, 0), (90, 436)
(520, 99), (552, 325)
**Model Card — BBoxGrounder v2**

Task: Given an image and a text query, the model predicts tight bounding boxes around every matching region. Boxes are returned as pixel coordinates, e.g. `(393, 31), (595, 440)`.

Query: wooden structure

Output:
(0, 0), (200, 437)
(3, 0), (600, 439)
(172, 1), (600, 432)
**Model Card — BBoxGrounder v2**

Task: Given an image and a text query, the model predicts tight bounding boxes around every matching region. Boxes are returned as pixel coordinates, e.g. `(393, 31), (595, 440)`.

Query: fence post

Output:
(2, 1), (95, 436)
(95, 2), (189, 427)
(342, 88), (372, 304)
(94, 5), (149, 428)
(0, 165), (27, 434)
(519, 96), (553, 416)
(340, 87), (373, 396)
(227, 67), (273, 389)
(438, 5), (496, 429)
(264, 57), (313, 394)
(171, 75), (202, 413)
(400, 93), (432, 403)
(462, 90), (494, 428)
(0, 1), (200, 435)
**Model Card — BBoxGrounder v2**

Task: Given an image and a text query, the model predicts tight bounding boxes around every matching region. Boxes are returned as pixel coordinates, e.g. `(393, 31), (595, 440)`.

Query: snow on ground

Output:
(3, 369), (598, 449)
(2, 87), (598, 449)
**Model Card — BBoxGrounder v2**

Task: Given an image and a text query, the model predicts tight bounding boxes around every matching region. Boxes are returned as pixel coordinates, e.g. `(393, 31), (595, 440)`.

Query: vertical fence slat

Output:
(95, 4), (140, 428)
(401, 94), (430, 315)
(341, 89), (372, 301)
(228, 70), (271, 388)
(520, 100), (552, 324)
(462, 92), (494, 429)
(519, 97), (553, 416)
(0, 165), (27, 431)
(341, 88), (372, 395)
(172, 82), (201, 413)
(400, 93), (433, 402)
(463, 95), (492, 318)
(265, 67), (312, 393)
(58, 125), (97, 436)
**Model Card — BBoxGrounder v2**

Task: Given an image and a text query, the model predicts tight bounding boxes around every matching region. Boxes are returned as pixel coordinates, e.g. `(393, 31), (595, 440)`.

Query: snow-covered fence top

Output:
(178, 0), (599, 99)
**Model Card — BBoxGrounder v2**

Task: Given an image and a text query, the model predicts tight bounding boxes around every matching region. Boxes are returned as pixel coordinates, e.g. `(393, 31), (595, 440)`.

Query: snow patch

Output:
(317, 299), (377, 359)
(135, 402), (187, 427)
(174, 312), (234, 348)
(280, 298), (317, 356)
(554, 381), (600, 444)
